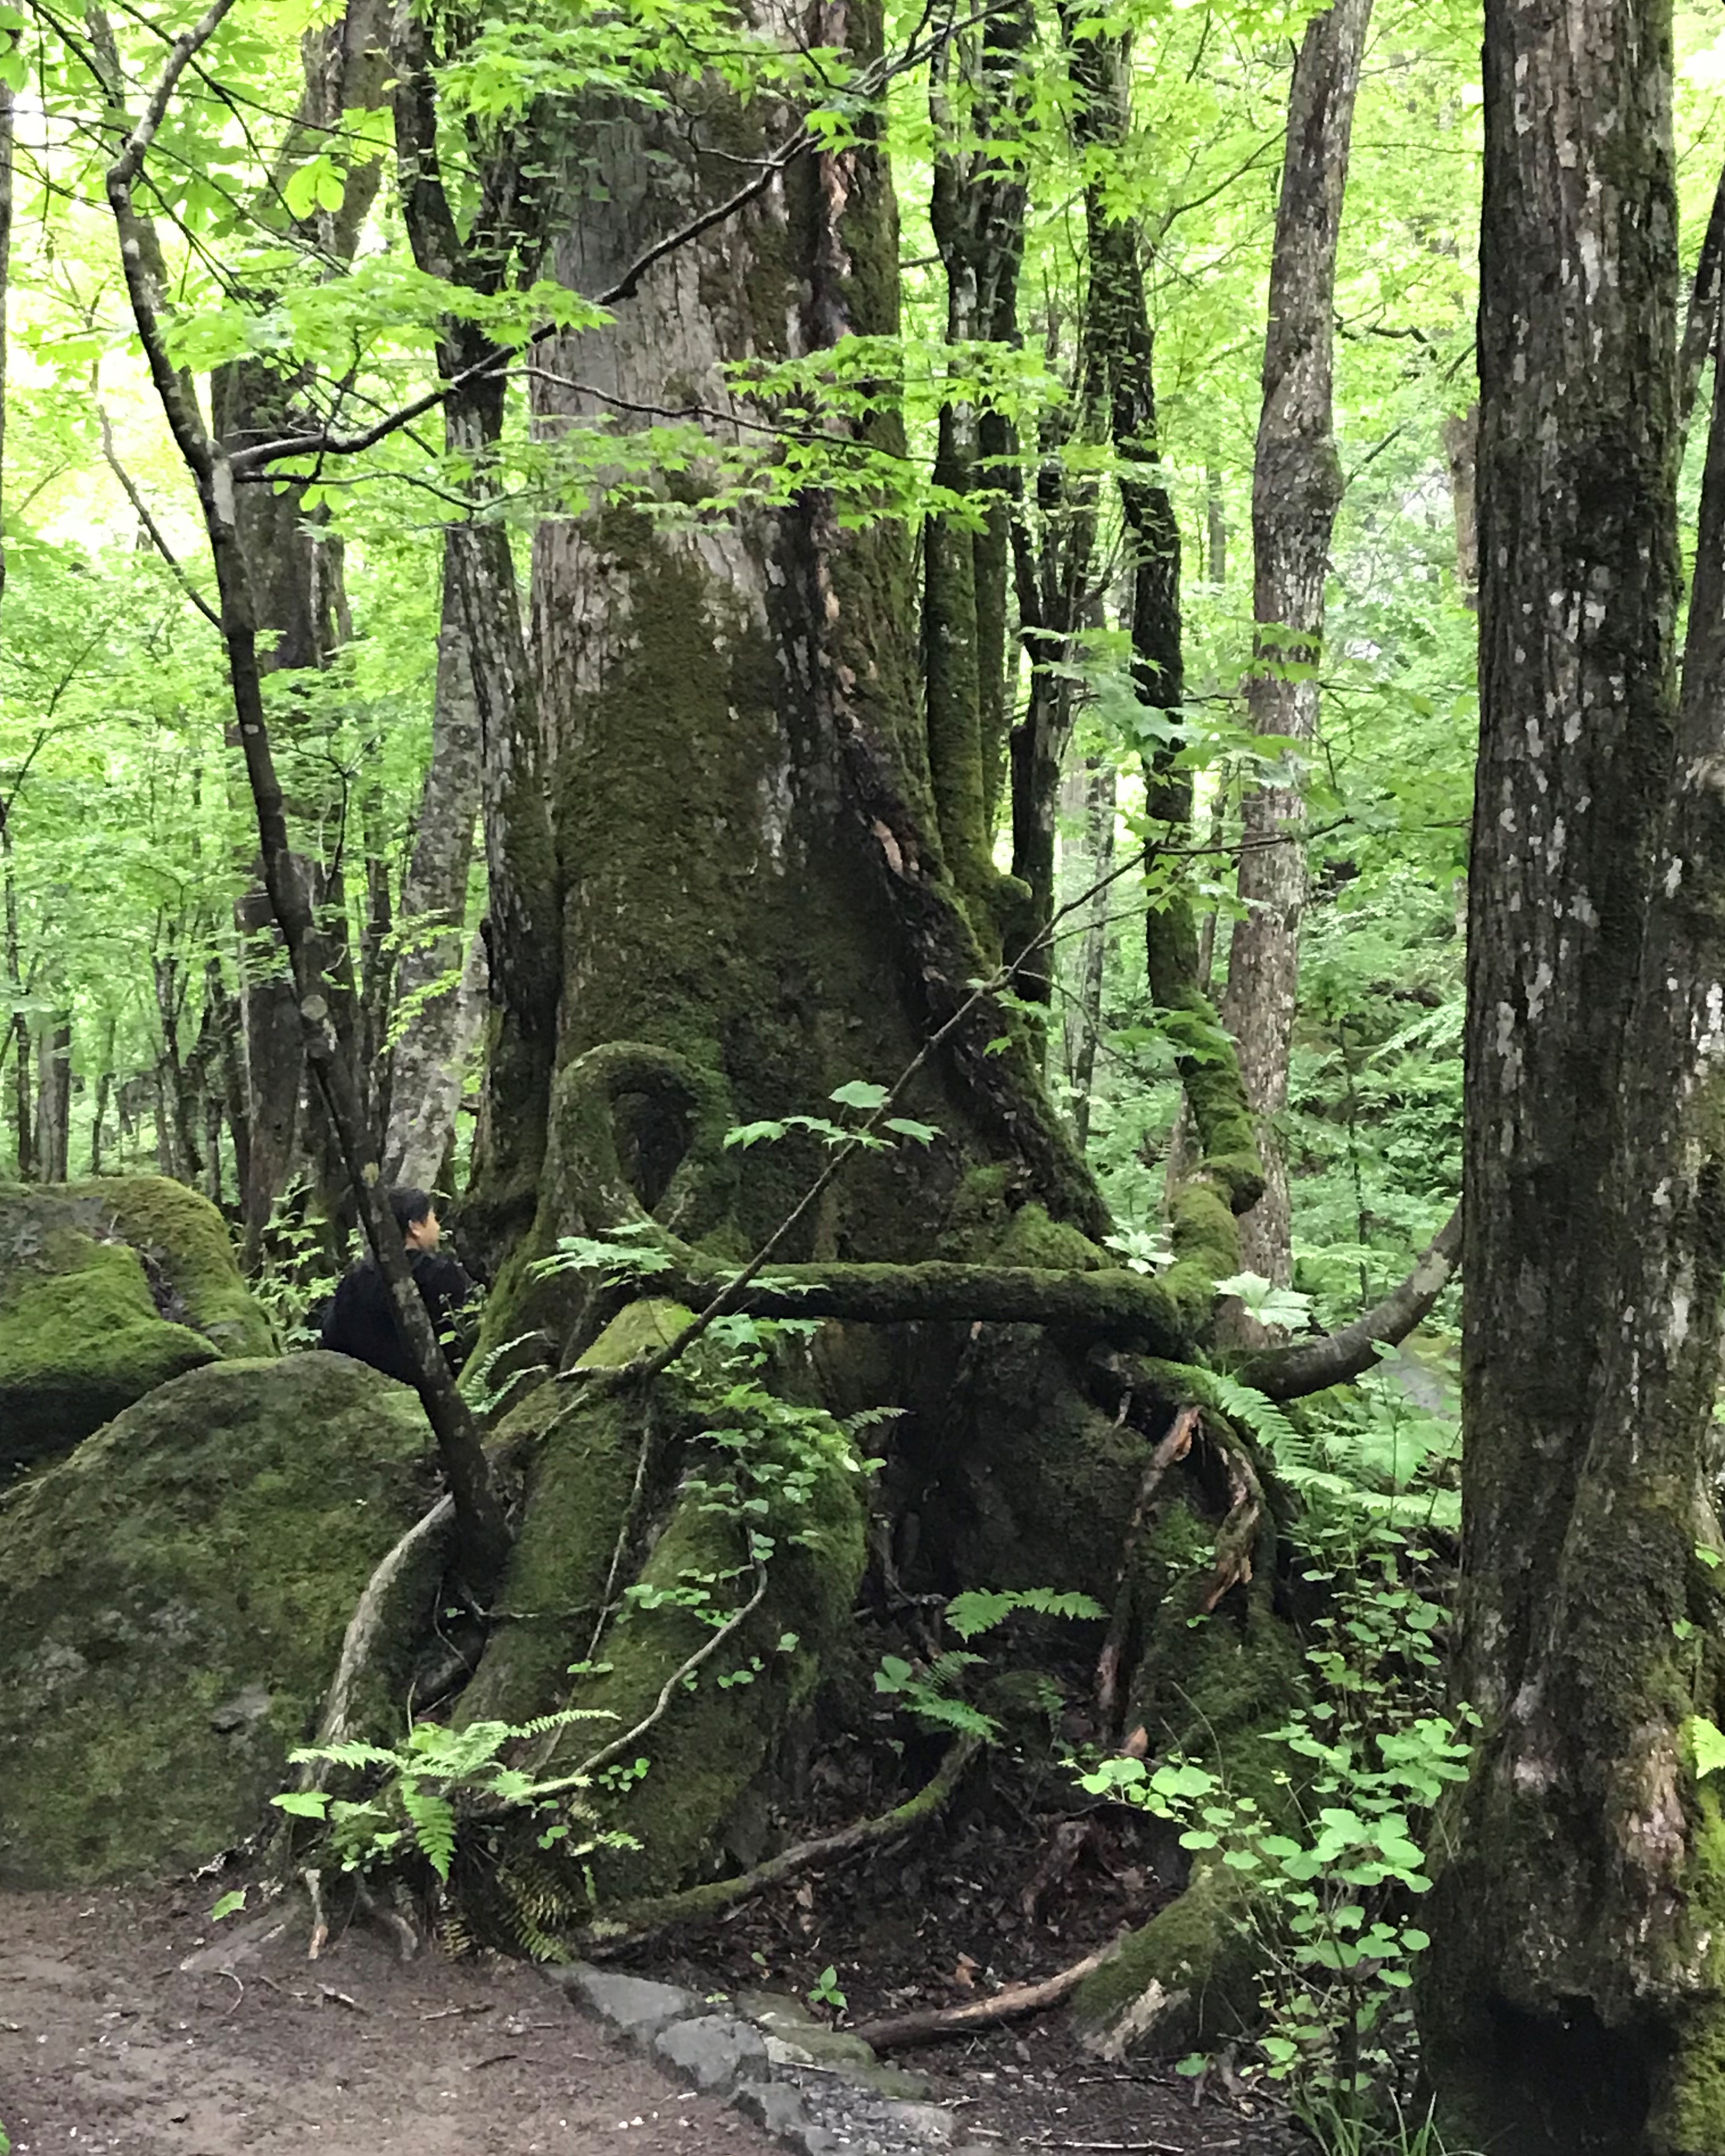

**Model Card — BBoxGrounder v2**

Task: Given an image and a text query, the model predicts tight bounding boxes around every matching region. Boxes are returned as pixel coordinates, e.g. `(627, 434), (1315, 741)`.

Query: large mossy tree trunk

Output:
(1419, 0), (1725, 2143)
(440, 0), (1287, 1954)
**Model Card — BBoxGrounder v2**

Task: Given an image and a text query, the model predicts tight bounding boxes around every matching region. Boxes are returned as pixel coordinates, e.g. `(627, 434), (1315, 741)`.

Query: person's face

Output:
(406, 1207), (442, 1252)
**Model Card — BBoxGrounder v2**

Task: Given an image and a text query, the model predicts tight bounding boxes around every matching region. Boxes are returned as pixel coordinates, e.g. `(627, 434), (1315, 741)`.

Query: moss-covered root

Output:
(454, 1299), (869, 1954)
(1071, 1857), (1259, 2059)
(472, 1043), (738, 1383)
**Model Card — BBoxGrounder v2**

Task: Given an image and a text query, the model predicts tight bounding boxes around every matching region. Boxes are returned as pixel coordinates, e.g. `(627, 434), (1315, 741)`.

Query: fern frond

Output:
(402, 1782), (459, 1881)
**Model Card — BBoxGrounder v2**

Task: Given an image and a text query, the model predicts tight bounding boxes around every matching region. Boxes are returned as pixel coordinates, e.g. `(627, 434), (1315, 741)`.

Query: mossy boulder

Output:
(0, 1352), (438, 1888)
(0, 1176), (275, 1471)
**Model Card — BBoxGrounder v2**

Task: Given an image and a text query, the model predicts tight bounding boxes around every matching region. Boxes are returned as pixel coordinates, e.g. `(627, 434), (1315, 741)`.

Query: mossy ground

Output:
(0, 1353), (435, 1886)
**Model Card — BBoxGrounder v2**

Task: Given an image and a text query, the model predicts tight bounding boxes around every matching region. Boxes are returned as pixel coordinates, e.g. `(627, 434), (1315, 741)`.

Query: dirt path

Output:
(0, 1888), (779, 2156)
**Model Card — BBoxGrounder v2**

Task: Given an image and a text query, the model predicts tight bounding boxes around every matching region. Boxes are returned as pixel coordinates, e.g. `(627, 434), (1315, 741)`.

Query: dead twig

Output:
(851, 1940), (1119, 2052)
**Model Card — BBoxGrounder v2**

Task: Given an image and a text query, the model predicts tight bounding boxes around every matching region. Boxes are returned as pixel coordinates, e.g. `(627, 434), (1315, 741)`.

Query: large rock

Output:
(0, 1177), (275, 1471)
(0, 1353), (439, 1886)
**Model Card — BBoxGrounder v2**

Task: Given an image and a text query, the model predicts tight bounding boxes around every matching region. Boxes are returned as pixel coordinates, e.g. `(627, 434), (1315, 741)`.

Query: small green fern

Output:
(276, 1705), (624, 1882)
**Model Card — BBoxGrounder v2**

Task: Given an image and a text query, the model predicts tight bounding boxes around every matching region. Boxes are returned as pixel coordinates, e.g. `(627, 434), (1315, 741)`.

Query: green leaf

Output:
(210, 1889), (248, 1921)
(271, 1791), (330, 1818)
(1687, 1715), (1725, 1779)
(883, 1117), (938, 1143)
(830, 1079), (889, 1111)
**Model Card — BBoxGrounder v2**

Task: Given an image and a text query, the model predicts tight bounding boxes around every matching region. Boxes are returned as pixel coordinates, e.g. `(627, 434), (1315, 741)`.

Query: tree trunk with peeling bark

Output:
(1420, 0), (1725, 2143)
(388, 0), (561, 1266)
(380, 616), (483, 1190)
(1218, 0), (1371, 1287)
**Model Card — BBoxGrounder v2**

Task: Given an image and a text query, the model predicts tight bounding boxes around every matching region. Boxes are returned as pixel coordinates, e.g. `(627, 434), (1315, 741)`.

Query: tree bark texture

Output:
(33, 1015), (69, 1184)
(925, 0), (1032, 949)
(90, 0), (510, 1588)
(1217, 0), (1371, 1286)
(380, 603), (483, 1189)
(389, 0), (561, 1263)
(1063, 758), (1116, 1150)
(1419, 0), (1725, 2143)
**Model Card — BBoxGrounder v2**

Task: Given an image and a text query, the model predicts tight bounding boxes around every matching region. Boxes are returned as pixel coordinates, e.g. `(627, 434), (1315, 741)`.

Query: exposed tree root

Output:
(584, 1734), (981, 1956)
(561, 1255), (1194, 1363)
(853, 1939), (1120, 2052)
(308, 1495), (456, 1754)
(1198, 1419), (1267, 1613)
(1096, 1404), (1200, 1727)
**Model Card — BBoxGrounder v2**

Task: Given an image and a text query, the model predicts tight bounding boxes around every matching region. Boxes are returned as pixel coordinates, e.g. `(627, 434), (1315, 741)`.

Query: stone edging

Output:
(544, 1964), (1018, 2156)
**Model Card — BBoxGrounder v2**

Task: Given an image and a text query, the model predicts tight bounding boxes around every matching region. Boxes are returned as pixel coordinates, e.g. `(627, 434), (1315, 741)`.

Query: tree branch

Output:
(1234, 1201), (1462, 1400)
(97, 403), (221, 626)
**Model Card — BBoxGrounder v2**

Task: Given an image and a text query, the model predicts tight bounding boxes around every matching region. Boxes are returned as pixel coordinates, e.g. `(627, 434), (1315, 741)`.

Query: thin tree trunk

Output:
(1067, 758), (1116, 1150)
(89, 0), (510, 1587)
(1441, 402), (1479, 605)
(925, 0), (1031, 949)
(1205, 468), (1226, 585)
(1061, 10), (1263, 1230)
(1421, 0), (1725, 2137)
(386, 923), (484, 1192)
(1678, 154), (1725, 448)
(34, 1015), (69, 1183)
(222, 1), (390, 1260)
(1217, 0), (1372, 1287)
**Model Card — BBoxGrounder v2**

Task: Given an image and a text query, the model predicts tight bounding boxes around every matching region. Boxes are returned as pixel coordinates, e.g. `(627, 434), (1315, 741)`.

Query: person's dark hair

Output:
(388, 1186), (436, 1236)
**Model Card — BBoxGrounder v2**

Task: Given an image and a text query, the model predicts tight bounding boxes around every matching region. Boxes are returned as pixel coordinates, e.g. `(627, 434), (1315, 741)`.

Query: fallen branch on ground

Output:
(585, 1733), (980, 1956)
(852, 1940), (1120, 2051)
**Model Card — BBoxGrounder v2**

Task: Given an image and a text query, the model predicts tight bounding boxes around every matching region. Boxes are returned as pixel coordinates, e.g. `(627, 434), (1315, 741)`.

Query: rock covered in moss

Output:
(0, 1352), (438, 1887)
(0, 1176), (275, 1470)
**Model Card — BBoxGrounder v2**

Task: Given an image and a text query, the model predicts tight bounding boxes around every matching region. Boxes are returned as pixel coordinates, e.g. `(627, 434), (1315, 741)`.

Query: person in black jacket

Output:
(318, 1186), (477, 1384)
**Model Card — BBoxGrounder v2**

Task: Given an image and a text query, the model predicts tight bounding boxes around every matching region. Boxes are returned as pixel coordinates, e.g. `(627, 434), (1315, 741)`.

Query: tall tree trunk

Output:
(1217, 0), (1371, 1287)
(389, 1), (560, 1262)
(90, 0), (510, 1587)
(1421, 0), (1725, 2143)
(222, 1), (390, 1260)
(1065, 757), (1116, 1149)
(380, 607), (482, 1187)
(34, 1015), (69, 1183)
(1442, 401), (1479, 604)
(925, 0), (1032, 952)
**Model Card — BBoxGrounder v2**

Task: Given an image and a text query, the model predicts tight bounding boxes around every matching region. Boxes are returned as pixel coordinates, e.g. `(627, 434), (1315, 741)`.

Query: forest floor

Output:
(0, 1857), (1299, 2156)
(0, 1886), (776, 2156)
(656, 1737), (1307, 2156)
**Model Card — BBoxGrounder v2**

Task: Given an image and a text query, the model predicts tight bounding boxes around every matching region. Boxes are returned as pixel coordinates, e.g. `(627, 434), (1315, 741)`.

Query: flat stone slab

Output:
(547, 1965), (1019, 2154)
(653, 2011), (769, 2093)
(544, 1964), (695, 2039)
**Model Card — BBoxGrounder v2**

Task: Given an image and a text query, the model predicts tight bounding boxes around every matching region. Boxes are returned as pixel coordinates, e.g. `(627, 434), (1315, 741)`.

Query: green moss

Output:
(1159, 1181), (1243, 1337)
(1072, 1857), (1260, 2058)
(459, 1303), (700, 1727)
(1651, 1782), (1725, 2152)
(460, 1303), (869, 1943)
(0, 1178), (275, 1470)
(1, 1238), (217, 1468)
(84, 1177), (276, 1359)
(0, 1353), (435, 1885)
(947, 1328), (1155, 1598)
